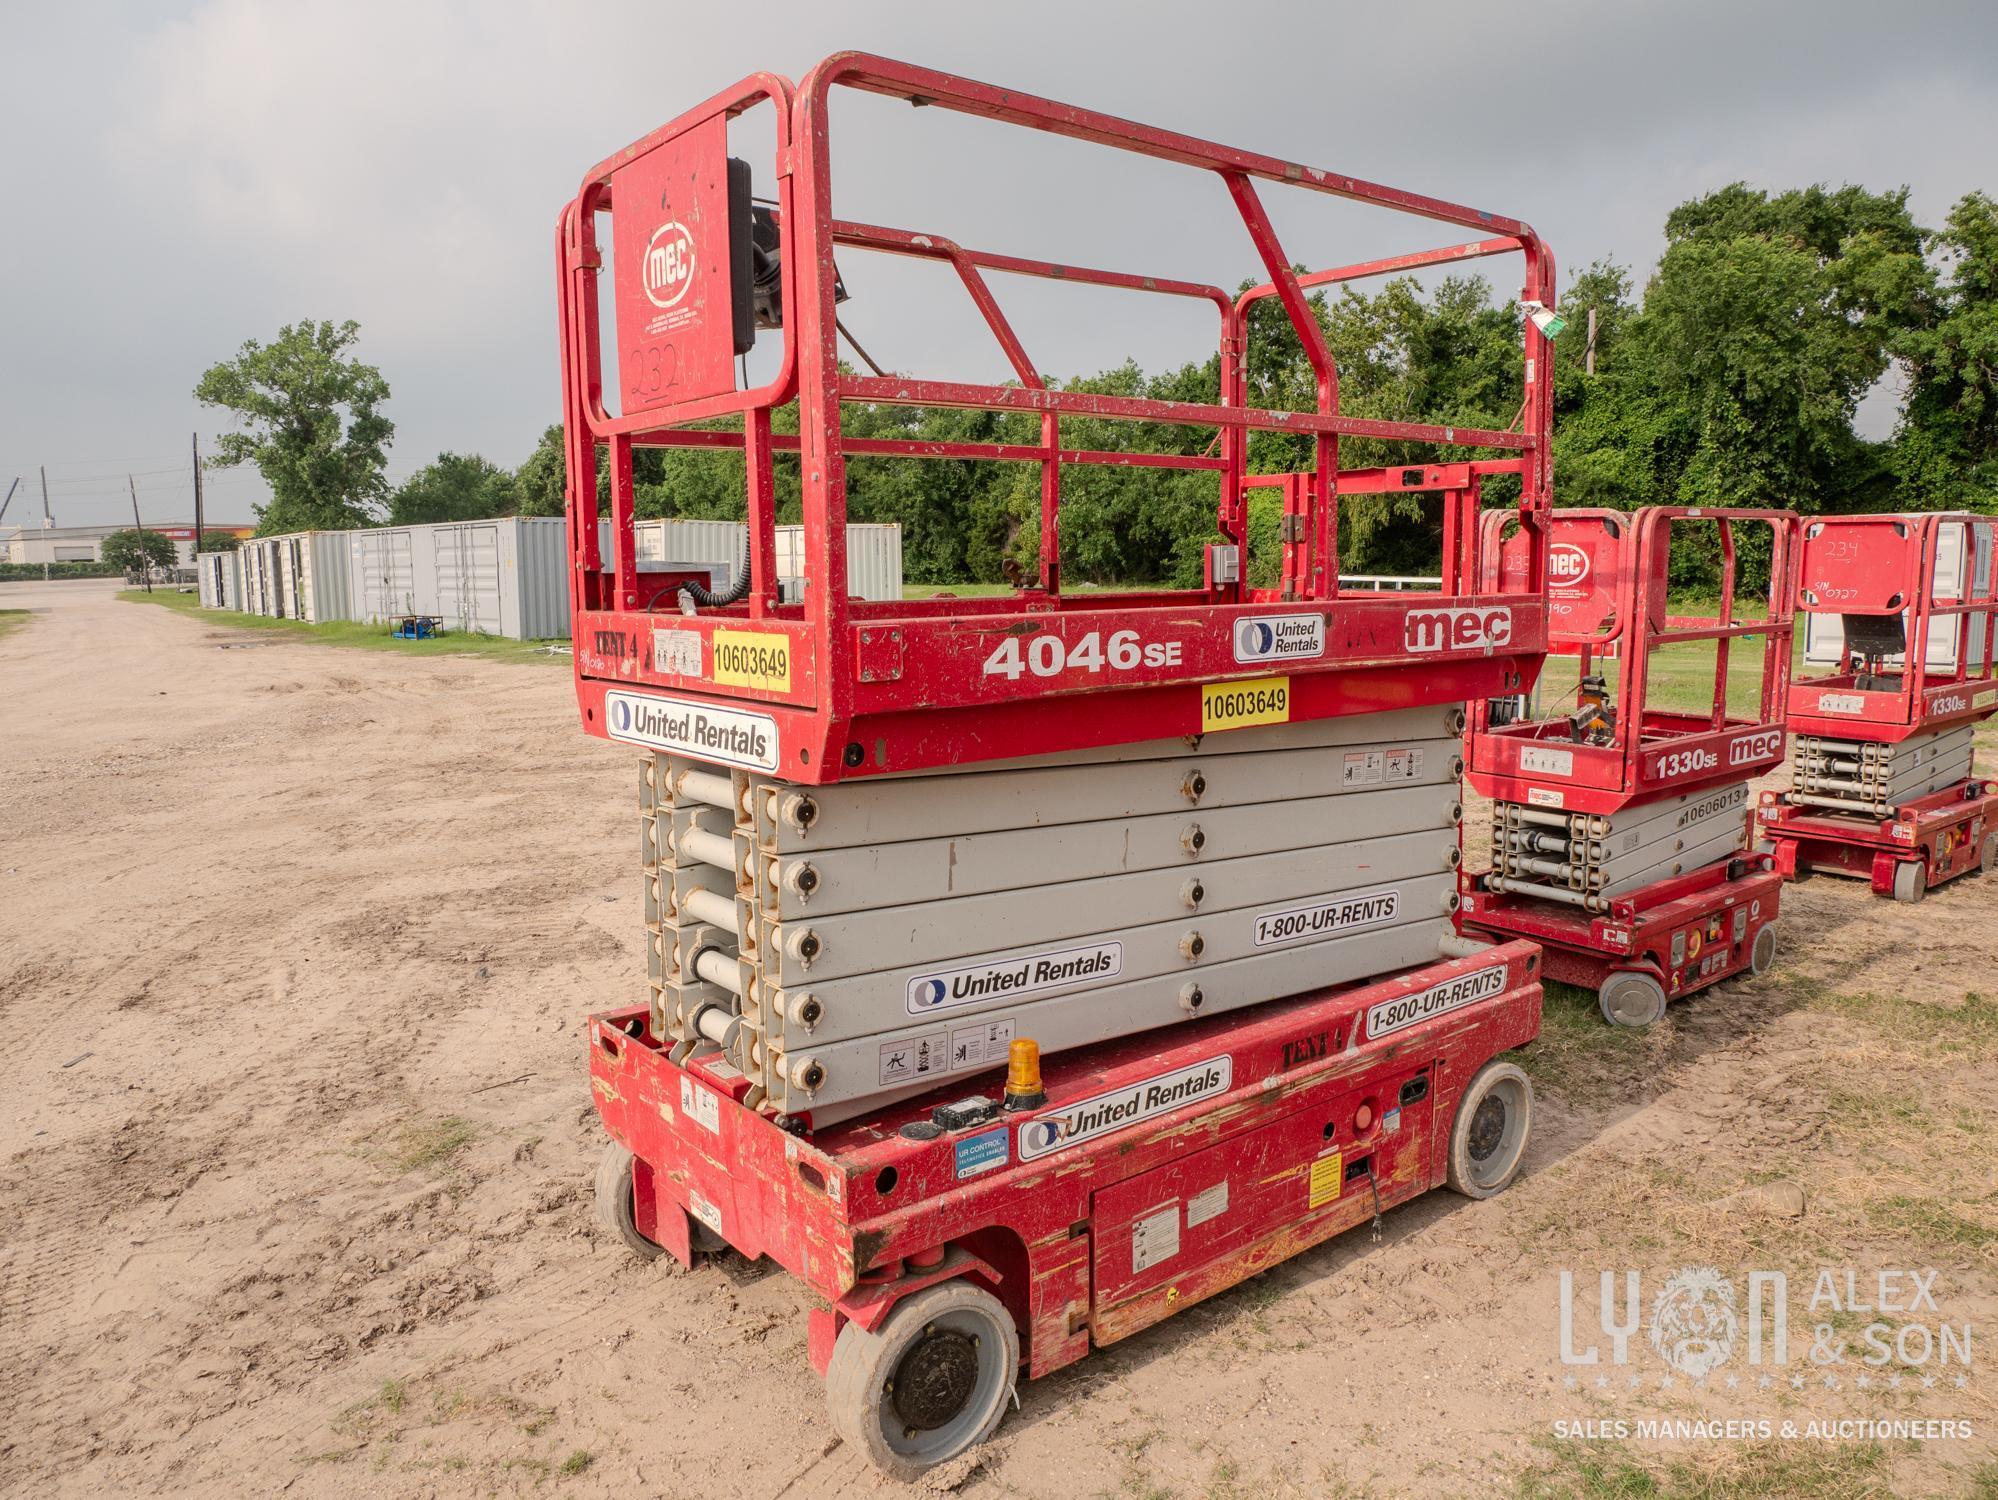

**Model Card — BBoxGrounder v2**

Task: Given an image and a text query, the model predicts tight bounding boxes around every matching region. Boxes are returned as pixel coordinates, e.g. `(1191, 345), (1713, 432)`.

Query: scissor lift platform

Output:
(1461, 506), (1798, 1026)
(1760, 513), (1998, 902)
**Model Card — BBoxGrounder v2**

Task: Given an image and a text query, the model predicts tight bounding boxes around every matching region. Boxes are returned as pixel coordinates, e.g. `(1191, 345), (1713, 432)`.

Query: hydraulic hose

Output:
(681, 527), (753, 611)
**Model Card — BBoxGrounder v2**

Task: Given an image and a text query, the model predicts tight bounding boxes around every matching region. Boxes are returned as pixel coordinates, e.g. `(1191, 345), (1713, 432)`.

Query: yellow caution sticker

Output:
(1308, 1150), (1344, 1209)
(1201, 675), (1289, 733)
(711, 629), (791, 692)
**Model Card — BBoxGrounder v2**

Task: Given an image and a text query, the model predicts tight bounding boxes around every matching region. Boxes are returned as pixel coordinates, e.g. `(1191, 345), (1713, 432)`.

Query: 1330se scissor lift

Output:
(1459, 507), (1799, 1027)
(559, 54), (1559, 1475)
(1759, 512), (1998, 902)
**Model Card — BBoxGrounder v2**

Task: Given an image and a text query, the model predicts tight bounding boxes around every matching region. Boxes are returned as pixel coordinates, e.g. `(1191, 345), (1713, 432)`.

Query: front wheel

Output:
(1446, 1059), (1532, 1200)
(1893, 860), (1928, 904)
(1750, 923), (1779, 976)
(1978, 832), (1997, 876)
(826, 1279), (1020, 1479)
(1598, 968), (1669, 1028)
(593, 1140), (661, 1261)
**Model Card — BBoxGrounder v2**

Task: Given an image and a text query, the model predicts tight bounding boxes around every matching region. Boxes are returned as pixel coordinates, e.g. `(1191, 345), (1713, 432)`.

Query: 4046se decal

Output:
(981, 628), (1182, 680)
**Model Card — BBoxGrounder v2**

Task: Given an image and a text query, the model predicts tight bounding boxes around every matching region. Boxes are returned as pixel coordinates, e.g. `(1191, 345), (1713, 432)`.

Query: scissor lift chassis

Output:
(591, 940), (1540, 1474)
(1761, 780), (1998, 899)
(1459, 859), (1779, 1016)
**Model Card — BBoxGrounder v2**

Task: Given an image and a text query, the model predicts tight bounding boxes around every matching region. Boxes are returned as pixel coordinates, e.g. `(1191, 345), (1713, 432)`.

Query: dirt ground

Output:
(1, 579), (1993, 1499)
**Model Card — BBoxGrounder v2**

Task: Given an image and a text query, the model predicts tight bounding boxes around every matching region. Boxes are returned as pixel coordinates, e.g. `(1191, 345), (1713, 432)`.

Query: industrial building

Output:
(2, 521), (254, 565)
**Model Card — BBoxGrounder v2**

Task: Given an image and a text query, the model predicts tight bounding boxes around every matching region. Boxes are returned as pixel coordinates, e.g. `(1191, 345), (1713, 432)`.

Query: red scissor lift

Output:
(1460, 507), (1798, 1026)
(1760, 513), (1998, 901)
(558, 54), (1559, 1475)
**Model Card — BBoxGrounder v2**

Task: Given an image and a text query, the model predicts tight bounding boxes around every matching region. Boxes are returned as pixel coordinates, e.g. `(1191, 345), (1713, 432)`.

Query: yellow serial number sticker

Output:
(711, 629), (791, 693)
(1308, 1150), (1344, 1209)
(1201, 676), (1289, 733)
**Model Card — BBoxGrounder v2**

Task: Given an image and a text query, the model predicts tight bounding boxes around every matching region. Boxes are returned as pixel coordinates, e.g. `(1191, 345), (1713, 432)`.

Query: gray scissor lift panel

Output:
(636, 705), (1469, 1123)
(1488, 781), (1753, 908)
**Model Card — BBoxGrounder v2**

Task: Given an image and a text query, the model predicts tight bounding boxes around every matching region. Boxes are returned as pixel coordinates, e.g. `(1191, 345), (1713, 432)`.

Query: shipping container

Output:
(422, 516), (573, 639)
(236, 531), (353, 622)
(348, 526), (436, 622)
(633, 520), (903, 600)
(197, 548), (242, 610)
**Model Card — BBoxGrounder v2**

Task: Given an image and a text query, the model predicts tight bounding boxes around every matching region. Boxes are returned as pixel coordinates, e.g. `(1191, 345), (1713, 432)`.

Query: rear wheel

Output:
(1447, 1059), (1532, 1199)
(593, 1141), (661, 1261)
(826, 1279), (1019, 1479)
(1979, 832), (1997, 876)
(1750, 923), (1778, 975)
(1598, 969), (1669, 1028)
(1892, 860), (1928, 904)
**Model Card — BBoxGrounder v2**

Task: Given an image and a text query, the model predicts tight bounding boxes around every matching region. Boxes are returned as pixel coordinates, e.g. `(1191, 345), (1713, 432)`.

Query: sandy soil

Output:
(1, 580), (1992, 1498)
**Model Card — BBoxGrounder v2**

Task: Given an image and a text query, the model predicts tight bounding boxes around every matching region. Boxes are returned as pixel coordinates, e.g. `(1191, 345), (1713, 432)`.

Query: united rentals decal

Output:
(1232, 613), (1326, 664)
(1252, 882), (1400, 948)
(1016, 1055), (1233, 1161)
(906, 941), (1122, 1016)
(1365, 964), (1508, 1040)
(603, 690), (779, 772)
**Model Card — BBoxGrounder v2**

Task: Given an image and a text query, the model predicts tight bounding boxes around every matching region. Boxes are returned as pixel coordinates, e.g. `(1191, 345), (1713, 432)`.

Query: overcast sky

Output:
(3, 0), (1995, 529)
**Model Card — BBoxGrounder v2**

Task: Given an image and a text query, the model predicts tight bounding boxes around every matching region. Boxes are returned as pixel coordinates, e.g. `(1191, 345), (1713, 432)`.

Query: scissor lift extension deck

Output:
(591, 939), (1541, 1476)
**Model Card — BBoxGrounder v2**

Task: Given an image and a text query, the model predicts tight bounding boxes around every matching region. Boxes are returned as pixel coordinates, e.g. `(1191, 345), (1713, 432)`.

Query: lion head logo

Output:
(1649, 1266), (1739, 1378)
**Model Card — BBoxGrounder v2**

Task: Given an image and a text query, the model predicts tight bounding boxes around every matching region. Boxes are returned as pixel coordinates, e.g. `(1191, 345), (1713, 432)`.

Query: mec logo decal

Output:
(1404, 606), (1514, 654)
(1550, 543), (1591, 586)
(642, 221), (696, 309)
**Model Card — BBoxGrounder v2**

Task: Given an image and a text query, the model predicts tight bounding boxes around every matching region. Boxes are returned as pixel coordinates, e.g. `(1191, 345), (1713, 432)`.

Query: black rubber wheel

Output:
(1892, 860), (1927, 904)
(825, 1280), (1019, 1478)
(1446, 1059), (1532, 1200)
(594, 1141), (662, 1261)
(1598, 969), (1669, 1028)
(1750, 923), (1778, 976)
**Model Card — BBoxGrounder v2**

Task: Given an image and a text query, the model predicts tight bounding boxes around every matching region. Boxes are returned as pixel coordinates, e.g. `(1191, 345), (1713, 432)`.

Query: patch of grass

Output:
(1866, 1195), (1994, 1252)
(379, 1116), (478, 1174)
(118, 587), (567, 664)
(1513, 1436), (1894, 1499)
(0, 608), (30, 642)
(1789, 981), (1998, 1059)
(559, 1449), (595, 1477)
(1515, 979), (1652, 1097)
(335, 1378), (412, 1438)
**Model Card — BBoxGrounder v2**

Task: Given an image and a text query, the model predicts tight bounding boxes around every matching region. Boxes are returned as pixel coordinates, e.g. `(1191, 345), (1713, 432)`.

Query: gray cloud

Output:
(3, 0), (1993, 526)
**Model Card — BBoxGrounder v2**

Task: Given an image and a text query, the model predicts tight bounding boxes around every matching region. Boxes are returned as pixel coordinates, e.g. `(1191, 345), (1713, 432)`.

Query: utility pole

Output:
(1585, 307), (1599, 377)
(0, 476), (18, 529)
(40, 465), (51, 582)
(192, 431), (205, 549)
(129, 473), (152, 593)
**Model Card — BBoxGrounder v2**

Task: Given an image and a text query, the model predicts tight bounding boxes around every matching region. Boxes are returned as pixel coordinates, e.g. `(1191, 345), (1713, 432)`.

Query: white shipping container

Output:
(427, 516), (574, 639)
(633, 519), (903, 600)
(234, 531), (354, 622)
(348, 526), (438, 623)
(197, 549), (242, 610)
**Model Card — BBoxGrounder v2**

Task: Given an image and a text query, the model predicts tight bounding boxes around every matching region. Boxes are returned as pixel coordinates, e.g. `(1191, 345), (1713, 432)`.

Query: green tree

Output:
(194, 320), (393, 534)
(388, 452), (517, 525)
(101, 528), (177, 572)
(1894, 191), (1998, 511)
(196, 533), (241, 553)
(513, 424), (568, 516)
